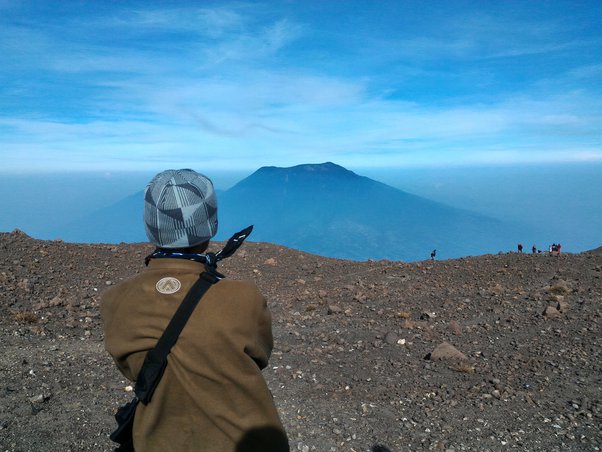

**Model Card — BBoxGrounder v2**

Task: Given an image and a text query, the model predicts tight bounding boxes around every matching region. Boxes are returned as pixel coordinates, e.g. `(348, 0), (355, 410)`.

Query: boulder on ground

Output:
(543, 305), (561, 318)
(327, 305), (342, 315)
(426, 342), (467, 361)
(557, 300), (570, 313)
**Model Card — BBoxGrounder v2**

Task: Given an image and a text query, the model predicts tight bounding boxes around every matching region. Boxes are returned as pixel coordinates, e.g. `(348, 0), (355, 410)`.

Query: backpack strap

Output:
(135, 269), (220, 405)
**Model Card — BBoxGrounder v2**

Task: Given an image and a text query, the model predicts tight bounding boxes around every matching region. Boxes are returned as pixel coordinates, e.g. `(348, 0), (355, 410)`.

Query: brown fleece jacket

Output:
(101, 258), (288, 451)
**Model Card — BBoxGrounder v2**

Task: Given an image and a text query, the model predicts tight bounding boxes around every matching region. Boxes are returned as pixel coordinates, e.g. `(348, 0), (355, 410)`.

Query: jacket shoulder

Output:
(213, 278), (263, 299)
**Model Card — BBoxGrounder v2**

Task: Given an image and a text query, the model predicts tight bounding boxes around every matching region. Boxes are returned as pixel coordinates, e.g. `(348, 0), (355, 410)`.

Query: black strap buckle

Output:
(201, 270), (221, 284)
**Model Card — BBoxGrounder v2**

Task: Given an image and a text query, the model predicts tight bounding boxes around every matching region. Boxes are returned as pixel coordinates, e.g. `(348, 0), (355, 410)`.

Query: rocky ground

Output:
(0, 229), (601, 451)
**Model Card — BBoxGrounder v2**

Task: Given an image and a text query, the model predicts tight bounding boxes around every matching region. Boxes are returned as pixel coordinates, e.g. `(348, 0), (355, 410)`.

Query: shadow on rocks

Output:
(372, 446), (393, 452)
(236, 427), (290, 452)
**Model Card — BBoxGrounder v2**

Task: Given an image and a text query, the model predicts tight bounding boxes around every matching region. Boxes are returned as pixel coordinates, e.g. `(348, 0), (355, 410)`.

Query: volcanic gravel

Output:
(1, 230), (601, 451)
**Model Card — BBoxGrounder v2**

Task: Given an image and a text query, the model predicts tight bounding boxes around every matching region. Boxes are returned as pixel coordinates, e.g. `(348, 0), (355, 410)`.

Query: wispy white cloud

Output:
(357, 9), (599, 64)
(0, 4), (303, 75)
(3, 81), (600, 172)
(568, 64), (602, 79)
(197, 18), (302, 66)
(1, 1), (601, 172)
(118, 6), (246, 37)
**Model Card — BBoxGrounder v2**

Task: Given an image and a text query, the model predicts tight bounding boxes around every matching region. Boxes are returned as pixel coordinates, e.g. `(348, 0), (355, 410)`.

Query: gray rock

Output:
(557, 300), (570, 312)
(14, 403), (33, 417)
(384, 331), (399, 345)
(29, 394), (46, 404)
(428, 342), (468, 361)
(543, 305), (561, 318)
(327, 305), (342, 315)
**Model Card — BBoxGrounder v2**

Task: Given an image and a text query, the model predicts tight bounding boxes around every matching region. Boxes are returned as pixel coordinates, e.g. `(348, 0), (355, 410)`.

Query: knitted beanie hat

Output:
(144, 169), (218, 248)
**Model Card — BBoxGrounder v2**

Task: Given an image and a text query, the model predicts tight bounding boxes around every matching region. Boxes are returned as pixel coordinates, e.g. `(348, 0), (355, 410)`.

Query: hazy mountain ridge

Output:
(216, 162), (522, 261)
(53, 162), (527, 261)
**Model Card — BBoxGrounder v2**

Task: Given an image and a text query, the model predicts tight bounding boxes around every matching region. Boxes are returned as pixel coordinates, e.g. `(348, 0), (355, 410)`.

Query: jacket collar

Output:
(147, 258), (206, 272)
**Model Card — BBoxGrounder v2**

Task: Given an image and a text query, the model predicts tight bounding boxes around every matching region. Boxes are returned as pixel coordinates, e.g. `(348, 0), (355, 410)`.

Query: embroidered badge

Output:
(156, 277), (181, 294)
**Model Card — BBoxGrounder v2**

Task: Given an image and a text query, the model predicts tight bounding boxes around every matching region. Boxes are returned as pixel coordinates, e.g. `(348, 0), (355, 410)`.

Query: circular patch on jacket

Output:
(156, 277), (181, 294)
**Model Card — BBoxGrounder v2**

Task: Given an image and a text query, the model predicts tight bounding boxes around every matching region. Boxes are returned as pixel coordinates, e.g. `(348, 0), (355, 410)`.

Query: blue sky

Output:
(1, 0), (601, 172)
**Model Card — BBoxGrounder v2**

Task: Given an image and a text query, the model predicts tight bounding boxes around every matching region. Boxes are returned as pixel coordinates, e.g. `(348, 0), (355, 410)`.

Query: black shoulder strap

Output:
(135, 270), (220, 405)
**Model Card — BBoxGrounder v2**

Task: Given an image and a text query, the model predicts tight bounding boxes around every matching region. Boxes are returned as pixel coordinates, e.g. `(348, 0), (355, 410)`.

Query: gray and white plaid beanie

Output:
(144, 169), (218, 248)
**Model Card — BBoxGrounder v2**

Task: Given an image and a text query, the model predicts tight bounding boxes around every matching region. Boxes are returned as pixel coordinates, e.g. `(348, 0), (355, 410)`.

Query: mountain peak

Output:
(292, 162), (350, 173)
(256, 162), (356, 178)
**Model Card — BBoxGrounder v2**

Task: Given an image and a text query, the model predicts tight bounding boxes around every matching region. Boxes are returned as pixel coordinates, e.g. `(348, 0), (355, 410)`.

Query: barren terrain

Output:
(1, 230), (601, 451)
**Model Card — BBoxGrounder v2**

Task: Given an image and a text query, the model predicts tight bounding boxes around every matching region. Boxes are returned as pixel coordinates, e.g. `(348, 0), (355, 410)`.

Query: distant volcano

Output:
(215, 162), (522, 261)
(58, 162), (526, 261)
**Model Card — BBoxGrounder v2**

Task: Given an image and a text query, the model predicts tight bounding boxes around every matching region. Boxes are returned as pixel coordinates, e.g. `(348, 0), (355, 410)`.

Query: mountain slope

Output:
(58, 192), (145, 244)
(58, 163), (526, 261)
(216, 162), (521, 261)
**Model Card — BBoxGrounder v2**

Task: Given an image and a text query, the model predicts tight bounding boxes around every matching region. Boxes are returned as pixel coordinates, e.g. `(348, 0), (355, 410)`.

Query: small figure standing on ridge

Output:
(517, 243), (523, 253)
(532, 244), (537, 254)
(430, 249), (436, 260)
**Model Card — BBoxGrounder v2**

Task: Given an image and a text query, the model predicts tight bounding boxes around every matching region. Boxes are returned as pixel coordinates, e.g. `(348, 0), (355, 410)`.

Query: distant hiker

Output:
(532, 244), (537, 254)
(101, 169), (288, 451)
(430, 249), (436, 260)
(557, 243), (562, 254)
(517, 243), (523, 253)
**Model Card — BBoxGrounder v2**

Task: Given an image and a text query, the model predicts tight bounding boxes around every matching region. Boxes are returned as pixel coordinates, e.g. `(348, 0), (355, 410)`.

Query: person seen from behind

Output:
(101, 169), (289, 451)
